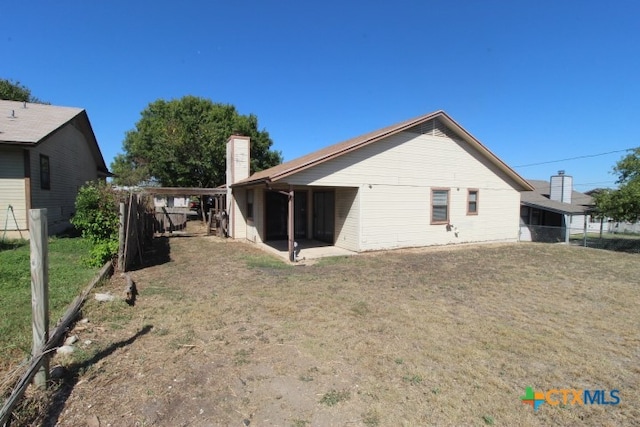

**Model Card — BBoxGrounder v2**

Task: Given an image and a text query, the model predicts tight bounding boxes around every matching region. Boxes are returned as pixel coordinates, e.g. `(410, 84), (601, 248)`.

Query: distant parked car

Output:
(191, 197), (215, 218)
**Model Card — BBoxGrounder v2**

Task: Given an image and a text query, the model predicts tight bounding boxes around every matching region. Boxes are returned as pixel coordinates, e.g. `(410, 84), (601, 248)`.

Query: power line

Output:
(514, 147), (637, 168)
(573, 180), (617, 187)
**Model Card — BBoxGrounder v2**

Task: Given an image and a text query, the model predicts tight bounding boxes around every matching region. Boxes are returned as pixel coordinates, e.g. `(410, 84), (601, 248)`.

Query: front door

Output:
(313, 191), (335, 243)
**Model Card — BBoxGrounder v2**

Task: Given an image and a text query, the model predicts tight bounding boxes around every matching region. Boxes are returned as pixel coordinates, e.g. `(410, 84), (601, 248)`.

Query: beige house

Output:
(0, 100), (110, 238)
(226, 111), (533, 260)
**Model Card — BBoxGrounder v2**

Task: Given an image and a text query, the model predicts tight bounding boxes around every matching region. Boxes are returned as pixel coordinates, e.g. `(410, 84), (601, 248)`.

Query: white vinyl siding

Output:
(249, 188), (264, 243)
(467, 189), (479, 215)
(231, 188), (247, 239)
(0, 148), (27, 230)
(335, 187), (359, 251)
(287, 130), (522, 251)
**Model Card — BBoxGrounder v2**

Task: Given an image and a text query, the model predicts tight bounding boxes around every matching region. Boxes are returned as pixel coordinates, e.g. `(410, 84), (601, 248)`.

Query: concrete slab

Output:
(258, 239), (357, 261)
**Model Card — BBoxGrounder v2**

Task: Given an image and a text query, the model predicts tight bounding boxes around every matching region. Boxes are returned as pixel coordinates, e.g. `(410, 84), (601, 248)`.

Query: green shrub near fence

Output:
(71, 181), (122, 267)
(0, 237), (95, 367)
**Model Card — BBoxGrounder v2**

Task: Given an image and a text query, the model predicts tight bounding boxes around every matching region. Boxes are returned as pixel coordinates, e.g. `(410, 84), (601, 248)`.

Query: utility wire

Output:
(514, 147), (637, 168)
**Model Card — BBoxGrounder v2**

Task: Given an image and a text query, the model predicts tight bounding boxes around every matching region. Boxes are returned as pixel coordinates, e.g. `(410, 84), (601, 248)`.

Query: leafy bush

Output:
(71, 181), (122, 266)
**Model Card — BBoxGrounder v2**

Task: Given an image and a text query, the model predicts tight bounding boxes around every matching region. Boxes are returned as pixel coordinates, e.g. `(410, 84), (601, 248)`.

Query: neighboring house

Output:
(0, 100), (110, 238)
(606, 221), (640, 234)
(520, 172), (595, 242)
(225, 110), (533, 259)
(583, 188), (640, 234)
(153, 195), (190, 208)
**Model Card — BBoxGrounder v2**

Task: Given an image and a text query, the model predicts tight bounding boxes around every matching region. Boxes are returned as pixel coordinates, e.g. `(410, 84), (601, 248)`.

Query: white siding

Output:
(30, 124), (100, 234)
(231, 188), (247, 239)
(0, 148), (27, 230)
(287, 131), (522, 251)
(335, 187), (359, 251)
(248, 188), (264, 243)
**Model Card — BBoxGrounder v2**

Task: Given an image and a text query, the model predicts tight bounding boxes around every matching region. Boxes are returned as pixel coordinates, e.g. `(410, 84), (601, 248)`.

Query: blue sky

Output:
(3, 0), (639, 190)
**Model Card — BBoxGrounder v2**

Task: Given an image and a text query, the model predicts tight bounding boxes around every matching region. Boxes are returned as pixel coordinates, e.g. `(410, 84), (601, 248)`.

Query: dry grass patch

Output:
(23, 230), (639, 427)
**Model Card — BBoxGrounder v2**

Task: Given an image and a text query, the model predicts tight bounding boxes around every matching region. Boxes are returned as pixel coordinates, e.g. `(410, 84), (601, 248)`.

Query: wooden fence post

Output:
(29, 209), (49, 389)
(117, 202), (125, 272)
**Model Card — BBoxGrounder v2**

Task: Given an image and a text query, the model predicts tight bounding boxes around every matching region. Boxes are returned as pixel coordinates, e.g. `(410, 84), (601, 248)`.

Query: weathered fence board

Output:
(154, 207), (187, 233)
(118, 193), (154, 272)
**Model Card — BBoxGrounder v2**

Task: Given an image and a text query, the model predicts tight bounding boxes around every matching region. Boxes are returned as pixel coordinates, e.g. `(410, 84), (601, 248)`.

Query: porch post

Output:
(288, 187), (294, 262)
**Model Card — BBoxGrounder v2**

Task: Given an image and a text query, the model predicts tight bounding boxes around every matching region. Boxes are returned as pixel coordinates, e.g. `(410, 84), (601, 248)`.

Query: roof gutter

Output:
(522, 201), (595, 216)
(230, 177), (271, 188)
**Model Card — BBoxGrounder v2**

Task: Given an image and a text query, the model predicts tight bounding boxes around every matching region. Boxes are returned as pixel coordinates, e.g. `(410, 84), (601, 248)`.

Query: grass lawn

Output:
(40, 232), (639, 427)
(0, 237), (96, 373)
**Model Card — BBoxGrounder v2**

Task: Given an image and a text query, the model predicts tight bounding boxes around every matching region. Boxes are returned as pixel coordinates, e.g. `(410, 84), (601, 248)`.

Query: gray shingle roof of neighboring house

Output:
(0, 100), (82, 143)
(233, 110), (534, 191)
(0, 99), (110, 175)
(522, 179), (594, 215)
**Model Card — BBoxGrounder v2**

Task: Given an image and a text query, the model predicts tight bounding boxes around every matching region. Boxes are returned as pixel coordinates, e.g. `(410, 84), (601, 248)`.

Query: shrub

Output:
(71, 181), (122, 266)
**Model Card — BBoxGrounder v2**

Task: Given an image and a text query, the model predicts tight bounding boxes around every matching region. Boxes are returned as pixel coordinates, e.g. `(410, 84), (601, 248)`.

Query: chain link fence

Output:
(520, 224), (640, 253)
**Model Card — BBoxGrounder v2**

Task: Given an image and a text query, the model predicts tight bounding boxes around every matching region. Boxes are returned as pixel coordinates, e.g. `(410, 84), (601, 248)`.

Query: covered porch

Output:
(233, 184), (360, 261)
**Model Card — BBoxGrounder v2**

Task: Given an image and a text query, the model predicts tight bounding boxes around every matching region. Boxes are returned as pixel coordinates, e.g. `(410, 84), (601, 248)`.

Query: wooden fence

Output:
(153, 207), (188, 233)
(1, 191), (211, 424)
(117, 193), (155, 273)
(0, 210), (113, 427)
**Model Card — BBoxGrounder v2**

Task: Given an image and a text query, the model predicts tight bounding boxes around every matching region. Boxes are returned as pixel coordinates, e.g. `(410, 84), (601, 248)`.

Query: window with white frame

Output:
(431, 189), (449, 224)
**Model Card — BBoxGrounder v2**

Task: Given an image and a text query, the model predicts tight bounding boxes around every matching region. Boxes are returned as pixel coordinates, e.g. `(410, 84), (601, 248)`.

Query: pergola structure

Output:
(141, 187), (227, 234)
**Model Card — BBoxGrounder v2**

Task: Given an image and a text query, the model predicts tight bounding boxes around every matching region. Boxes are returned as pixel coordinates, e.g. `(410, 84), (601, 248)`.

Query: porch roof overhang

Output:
(521, 201), (595, 216)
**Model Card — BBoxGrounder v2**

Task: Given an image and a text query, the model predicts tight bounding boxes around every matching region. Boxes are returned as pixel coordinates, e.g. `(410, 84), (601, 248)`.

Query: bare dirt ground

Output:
(21, 222), (640, 426)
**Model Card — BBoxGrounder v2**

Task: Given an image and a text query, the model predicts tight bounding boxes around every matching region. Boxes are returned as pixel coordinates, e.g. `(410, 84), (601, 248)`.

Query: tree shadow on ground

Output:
(42, 325), (153, 427)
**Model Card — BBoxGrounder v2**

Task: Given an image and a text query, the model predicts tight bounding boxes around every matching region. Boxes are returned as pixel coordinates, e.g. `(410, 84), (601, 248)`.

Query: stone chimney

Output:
(226, 135), (250, 238)
(550, 170), (572, 204)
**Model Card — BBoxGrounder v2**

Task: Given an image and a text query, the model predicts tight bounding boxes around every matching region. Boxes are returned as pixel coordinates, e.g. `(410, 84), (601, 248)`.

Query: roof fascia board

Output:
(232, 111), (533, 192)
(436, 113), (534, 191)
(521, 201), (593, 215)
(265, 112), (441, 183)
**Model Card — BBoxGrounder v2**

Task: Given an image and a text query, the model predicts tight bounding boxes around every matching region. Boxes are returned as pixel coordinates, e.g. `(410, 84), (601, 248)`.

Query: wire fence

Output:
(520, 224), (640, 253)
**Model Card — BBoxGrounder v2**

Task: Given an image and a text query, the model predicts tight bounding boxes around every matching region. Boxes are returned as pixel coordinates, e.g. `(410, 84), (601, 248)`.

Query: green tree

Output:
(112, 96), (282, 187)
(593, 148), (640, 222)
(0, 78), (46, 103)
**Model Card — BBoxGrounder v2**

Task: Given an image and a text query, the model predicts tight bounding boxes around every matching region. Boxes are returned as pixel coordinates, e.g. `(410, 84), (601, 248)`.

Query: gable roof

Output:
(0, 100), (110, 176)
(521, 179), (594, 215)
(233, 110), (533, 191)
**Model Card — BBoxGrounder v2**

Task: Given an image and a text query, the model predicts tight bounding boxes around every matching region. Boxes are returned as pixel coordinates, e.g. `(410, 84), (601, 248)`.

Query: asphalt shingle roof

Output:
(0, 99), (110, 175)
(234, 110), (533, 191)
(0, 100), (83, 144)
(521, 179), (594, 215)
